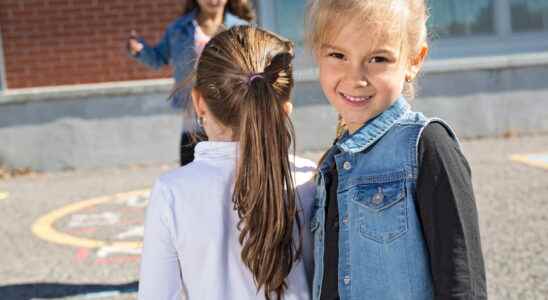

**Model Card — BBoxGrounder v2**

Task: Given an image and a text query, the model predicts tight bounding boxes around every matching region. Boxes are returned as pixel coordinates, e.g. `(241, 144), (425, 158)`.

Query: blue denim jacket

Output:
(311, 97), (458, 300)
(133, 10), (247, 109)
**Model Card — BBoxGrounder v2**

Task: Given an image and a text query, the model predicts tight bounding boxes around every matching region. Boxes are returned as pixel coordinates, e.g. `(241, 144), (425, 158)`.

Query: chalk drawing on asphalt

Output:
(96, 245), (143, 258)
(31, 189), (150, 253)
(125, 195), (148, 208)
(116, 226), (144, 239)
(0, 191), (8, 200)
(68, 212), (120, 228)
(511, 153), (548, 170)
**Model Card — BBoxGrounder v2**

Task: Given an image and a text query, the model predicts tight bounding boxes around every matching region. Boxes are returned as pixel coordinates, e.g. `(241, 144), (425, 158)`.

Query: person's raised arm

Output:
(128, 29), (171, 70)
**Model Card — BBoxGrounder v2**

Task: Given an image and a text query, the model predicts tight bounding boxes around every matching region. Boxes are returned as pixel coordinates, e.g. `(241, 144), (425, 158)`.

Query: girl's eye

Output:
(327, 52), (345, 60)
(369, 56), (388, 63)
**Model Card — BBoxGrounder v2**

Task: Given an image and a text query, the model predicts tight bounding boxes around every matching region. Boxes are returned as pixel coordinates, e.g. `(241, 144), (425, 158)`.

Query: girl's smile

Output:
(339, 92), (373, 107)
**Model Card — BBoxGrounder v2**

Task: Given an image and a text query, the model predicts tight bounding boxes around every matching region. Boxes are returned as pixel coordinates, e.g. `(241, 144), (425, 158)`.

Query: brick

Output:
(22, 0), (48, 9)
(2, 0), (176, 87)
(48, 0), (71, 7)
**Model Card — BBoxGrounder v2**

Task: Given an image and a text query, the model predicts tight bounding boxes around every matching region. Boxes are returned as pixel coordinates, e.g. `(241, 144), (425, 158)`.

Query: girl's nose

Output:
(348, 72), (369, 88)
(356, 79), (368, 88)
(348, 64), (368, 87)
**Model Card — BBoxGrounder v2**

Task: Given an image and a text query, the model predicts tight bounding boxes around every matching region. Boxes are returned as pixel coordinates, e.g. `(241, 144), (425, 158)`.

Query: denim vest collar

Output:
(337, 96), (410, 154)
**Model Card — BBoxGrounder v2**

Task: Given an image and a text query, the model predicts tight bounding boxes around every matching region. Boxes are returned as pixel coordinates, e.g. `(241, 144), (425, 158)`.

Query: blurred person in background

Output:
(127, 0), (254, 166)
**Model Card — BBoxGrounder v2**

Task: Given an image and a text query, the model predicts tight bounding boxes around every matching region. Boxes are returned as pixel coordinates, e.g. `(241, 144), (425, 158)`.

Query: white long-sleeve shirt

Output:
(138, 141), (316, 300)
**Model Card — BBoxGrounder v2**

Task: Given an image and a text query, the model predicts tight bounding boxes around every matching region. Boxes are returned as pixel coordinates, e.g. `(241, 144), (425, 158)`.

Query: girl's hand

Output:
(128, 30), (144, 55)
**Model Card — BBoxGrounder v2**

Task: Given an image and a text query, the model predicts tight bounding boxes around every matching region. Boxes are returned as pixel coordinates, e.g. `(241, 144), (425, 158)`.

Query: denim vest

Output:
(311, 97), (458, 300)
(134, 10), (247, 109)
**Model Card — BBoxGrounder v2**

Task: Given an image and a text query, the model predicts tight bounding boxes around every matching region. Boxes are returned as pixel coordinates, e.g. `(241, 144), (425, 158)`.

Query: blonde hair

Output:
(306, 0), (429, 100)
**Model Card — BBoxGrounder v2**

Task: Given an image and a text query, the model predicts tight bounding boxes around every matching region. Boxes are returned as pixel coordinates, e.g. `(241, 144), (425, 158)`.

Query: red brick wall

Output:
(0, 0), (182, 89)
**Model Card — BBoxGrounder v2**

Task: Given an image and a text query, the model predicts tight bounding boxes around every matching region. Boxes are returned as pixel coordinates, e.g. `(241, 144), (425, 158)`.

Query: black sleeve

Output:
(416, 123), (487, 300)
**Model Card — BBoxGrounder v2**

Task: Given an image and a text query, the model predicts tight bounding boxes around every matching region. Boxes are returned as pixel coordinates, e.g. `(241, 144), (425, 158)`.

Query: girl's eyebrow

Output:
(321, 43), (397, 57)
(371, 49), (395, 56)
(321, 43), (347, 52)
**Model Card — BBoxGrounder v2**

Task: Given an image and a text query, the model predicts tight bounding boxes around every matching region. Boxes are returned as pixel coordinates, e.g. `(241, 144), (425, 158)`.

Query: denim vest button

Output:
(343, 214), (349, 224)
(343, 275), (351, 285)
(343, 161), (352, 170)
(372, 189), (384, 205)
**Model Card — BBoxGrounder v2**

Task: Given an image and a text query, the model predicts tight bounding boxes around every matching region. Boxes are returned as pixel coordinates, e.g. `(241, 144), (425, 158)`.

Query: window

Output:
(264, 0), (548, 39)
(510, 0), (548, 32)
(257, 0), (548, 65)
(428, 0), (495, 38)
(273, 0), (306, 46)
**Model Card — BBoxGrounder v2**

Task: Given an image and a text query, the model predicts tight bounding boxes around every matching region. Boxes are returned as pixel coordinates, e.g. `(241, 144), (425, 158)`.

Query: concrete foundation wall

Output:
(1, 64), (548, 171)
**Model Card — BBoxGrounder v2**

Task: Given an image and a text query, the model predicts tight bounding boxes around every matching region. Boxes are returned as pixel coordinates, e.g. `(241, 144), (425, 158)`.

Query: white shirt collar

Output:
(194, 141), (238, 162)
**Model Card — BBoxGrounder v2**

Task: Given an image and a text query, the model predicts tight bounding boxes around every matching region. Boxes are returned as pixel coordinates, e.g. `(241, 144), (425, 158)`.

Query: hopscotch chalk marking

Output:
(116, 226), (144, 239)
(68, 212), (120, 228)
(511, 153), (548, 170)
(96, 245), (143, 258)
(32, 189), (149, 250)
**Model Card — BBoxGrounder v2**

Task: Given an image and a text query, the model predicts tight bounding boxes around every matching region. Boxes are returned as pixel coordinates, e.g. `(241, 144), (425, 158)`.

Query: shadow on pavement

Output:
(0, 281), (138, 300)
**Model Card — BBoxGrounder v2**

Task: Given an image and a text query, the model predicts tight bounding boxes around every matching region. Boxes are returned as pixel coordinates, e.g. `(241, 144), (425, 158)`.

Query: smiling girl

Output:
(306, 0), (487, 299)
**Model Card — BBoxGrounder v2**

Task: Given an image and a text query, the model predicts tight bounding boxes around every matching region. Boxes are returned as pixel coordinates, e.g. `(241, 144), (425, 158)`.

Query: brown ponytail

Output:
(189, 25), (300, 300)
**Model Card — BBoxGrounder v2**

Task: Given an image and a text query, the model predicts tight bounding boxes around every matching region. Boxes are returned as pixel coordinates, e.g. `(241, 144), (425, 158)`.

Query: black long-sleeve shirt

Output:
(320, 123), (487, 300)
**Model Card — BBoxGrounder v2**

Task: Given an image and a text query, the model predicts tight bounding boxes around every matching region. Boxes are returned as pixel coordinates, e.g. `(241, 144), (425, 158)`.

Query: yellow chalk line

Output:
(31, 189), (149, 249)
(510, 153), (548, 170)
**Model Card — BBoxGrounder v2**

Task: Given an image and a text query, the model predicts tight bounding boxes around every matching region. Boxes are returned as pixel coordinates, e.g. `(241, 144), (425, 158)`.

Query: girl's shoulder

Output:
(291, 155), (317, 208)
(166, 11), (197, 33)
(160, 159), (226, 183)
(292, 155), (317, 169)
(291, 156), (317, 223)
(290, 155), (317, 186)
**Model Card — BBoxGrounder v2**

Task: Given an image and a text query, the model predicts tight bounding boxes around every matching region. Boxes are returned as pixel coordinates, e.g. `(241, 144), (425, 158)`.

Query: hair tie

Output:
(247, 73), (264, 85)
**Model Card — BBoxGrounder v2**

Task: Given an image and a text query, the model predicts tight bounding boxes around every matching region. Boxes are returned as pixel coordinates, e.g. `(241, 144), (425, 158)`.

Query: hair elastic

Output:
(248, 73), (264, 85)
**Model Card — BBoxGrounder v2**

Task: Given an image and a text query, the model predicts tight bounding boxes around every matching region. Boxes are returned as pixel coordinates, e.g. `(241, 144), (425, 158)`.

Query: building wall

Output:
(0, 0), (177, 89)
(2, 61), (548, 171)
(1, 0), (548, 171)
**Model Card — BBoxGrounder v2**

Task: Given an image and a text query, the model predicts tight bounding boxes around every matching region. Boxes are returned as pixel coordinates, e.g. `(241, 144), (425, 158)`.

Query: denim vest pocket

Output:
(350, 175), (408, 243)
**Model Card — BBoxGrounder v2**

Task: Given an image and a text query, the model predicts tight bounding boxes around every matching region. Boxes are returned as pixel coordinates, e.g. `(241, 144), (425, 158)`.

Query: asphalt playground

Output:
(1, 134), (547, 300)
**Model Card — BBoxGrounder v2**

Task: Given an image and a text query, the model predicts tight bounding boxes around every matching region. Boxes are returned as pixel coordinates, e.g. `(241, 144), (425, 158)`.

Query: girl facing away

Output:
(128, 0), (254, 166)
(138, 25), (316, 300)
(306, 0), (487, 299)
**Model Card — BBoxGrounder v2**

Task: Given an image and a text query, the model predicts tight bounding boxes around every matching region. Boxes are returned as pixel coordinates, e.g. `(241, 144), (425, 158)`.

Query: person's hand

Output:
(128, 30), (144, 56)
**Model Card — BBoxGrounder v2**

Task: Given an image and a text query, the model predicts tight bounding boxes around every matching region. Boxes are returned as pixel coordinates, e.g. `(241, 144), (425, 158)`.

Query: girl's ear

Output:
(191, 88), (206, 117)
(406, 43), (429, 81)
